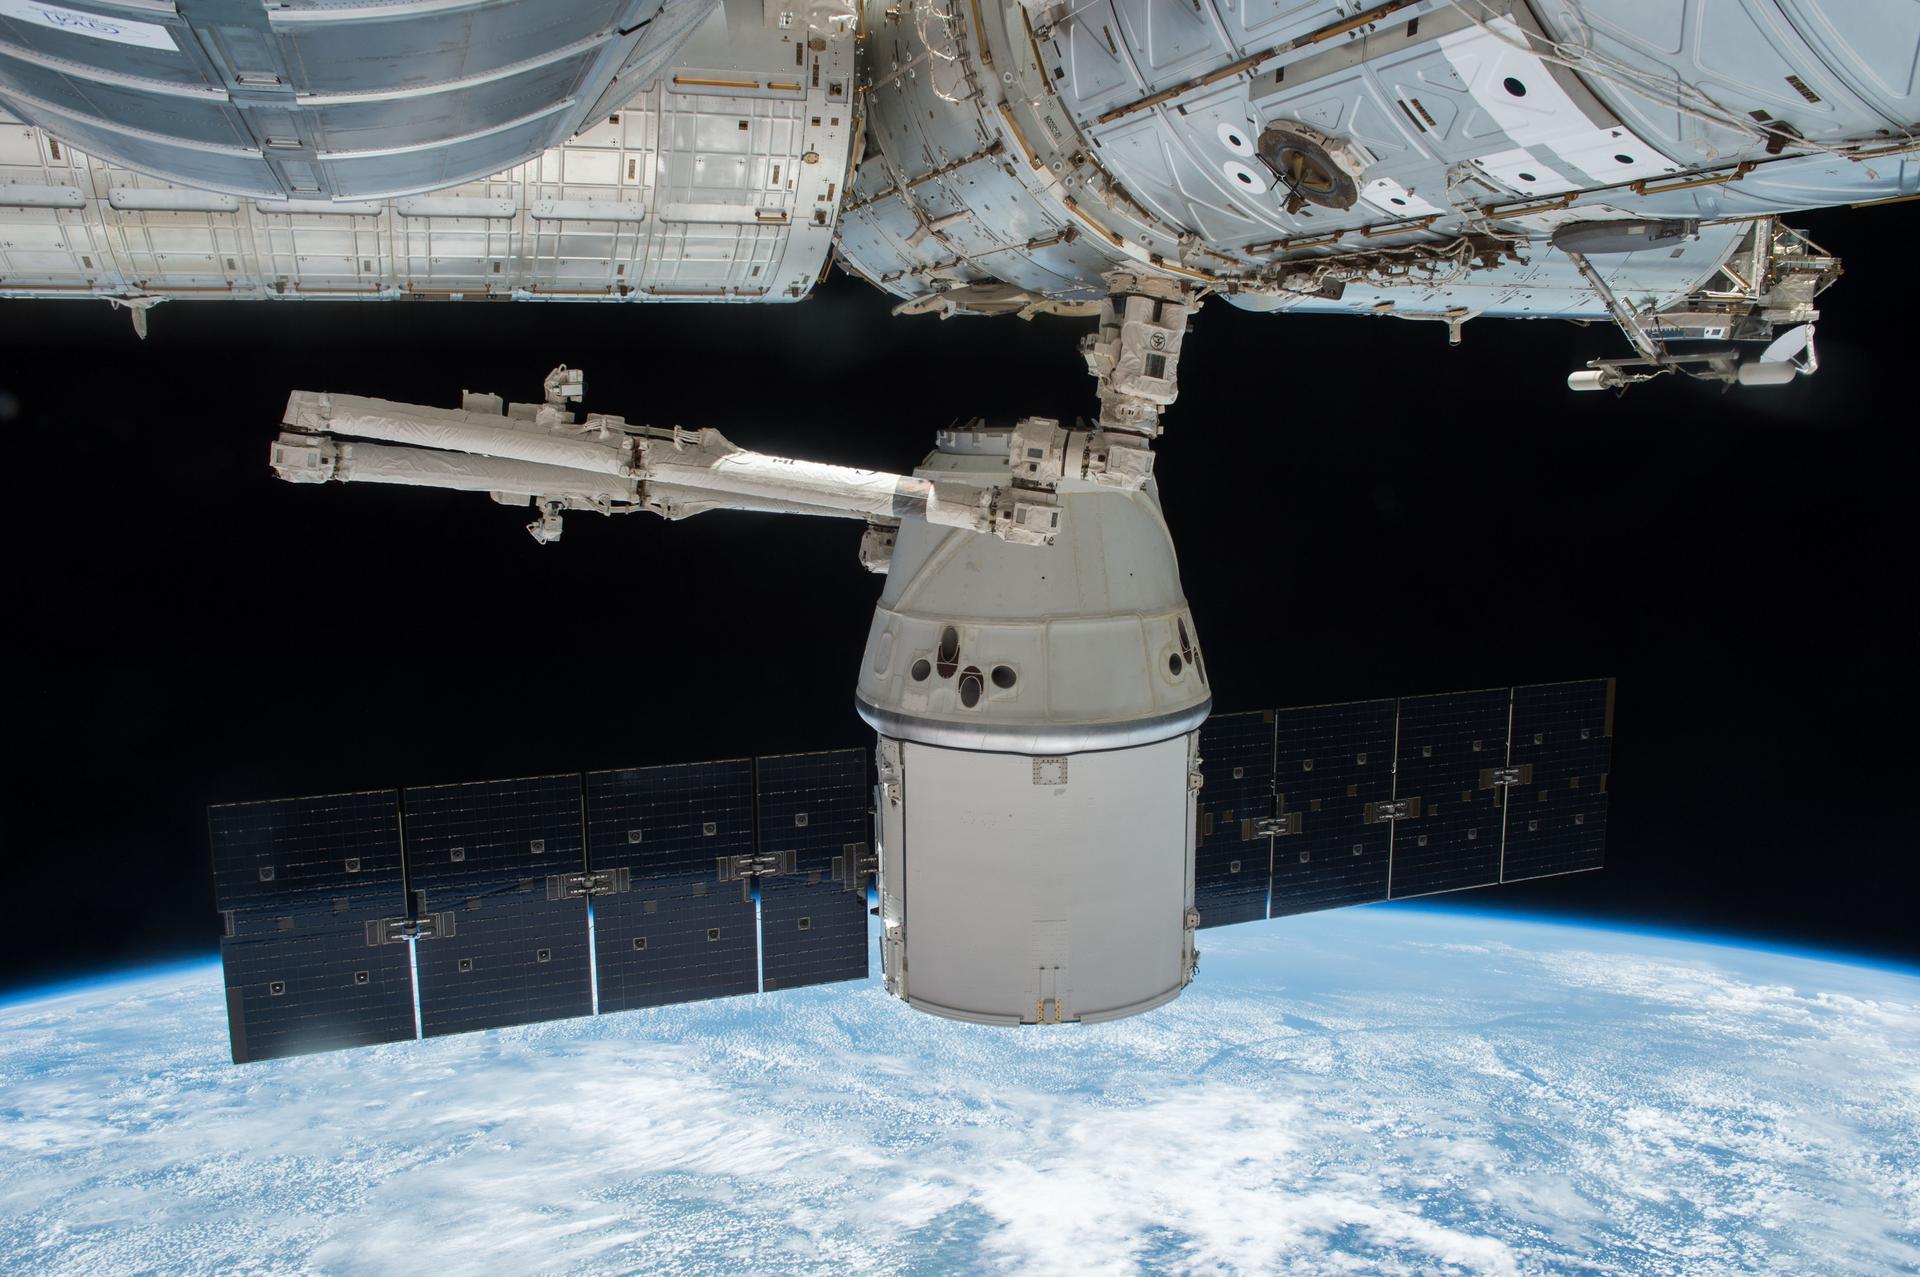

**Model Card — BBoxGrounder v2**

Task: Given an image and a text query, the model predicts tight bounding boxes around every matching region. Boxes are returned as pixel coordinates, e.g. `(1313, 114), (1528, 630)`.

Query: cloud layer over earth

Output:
(1, 909), (1916, 1276)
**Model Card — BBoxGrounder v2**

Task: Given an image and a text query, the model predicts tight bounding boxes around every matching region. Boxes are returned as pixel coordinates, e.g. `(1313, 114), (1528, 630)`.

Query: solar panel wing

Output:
(1270, 698), (1397, 916)
(209, 790), (415, 1063)
(402, 774), (592, 1037)
(1388, 688), (1511, 899)
(756, 749), (871, 991)
(585, 759), (760, 1012)
(1501, 678), (1613, 882)
(1193, 711), (1274, 928)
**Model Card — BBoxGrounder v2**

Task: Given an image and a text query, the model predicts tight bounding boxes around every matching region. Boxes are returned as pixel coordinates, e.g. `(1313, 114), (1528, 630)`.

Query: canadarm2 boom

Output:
(270, 367), (1060, 550)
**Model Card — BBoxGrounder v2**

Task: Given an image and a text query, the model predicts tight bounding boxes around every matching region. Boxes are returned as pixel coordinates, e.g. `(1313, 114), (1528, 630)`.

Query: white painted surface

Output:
(0, 1), (855, 301)
(859, 442), (1209, 753)
(1358, 176), (1445, 218)
(0, 1), (176, 50)
(1468, 146), (1580, 197)
(1437, 17), (1681, 186)
(897, 736), (1195, 1024)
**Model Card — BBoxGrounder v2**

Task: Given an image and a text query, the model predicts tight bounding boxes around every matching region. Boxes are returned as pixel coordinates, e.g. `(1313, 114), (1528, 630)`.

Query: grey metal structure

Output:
(0, 0), (719, 201)
(1, 0), (1909, 388)
(0, 1), (856, 302)
(828, 0), (1903, 385)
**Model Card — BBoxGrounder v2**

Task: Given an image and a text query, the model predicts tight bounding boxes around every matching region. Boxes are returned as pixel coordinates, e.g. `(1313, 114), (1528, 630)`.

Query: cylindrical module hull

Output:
(834, 0), (1913, 326)
(880, 735), (1197, 1026)
(0, 2), (859, 304)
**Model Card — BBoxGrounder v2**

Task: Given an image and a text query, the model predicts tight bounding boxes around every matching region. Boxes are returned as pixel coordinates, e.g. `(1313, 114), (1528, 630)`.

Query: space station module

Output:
(2, 0), (1913, 386)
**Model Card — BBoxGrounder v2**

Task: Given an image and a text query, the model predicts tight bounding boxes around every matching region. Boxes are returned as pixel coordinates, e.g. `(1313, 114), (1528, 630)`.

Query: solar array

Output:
(756, 751), (873, 993)
(1270, 697), (1396, 917)
(209, 791), (416, 1062)
(584, 759), (760, 1015)
(1191, 709), (1276, 928)
(212, 680), (1612, 1061)
(211, 750), (873, 1063)
(1195, 679), (1614, 929)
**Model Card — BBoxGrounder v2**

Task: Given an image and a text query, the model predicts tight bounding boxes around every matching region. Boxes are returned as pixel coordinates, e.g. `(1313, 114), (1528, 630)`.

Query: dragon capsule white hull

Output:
(858, 427), (1210, 1024)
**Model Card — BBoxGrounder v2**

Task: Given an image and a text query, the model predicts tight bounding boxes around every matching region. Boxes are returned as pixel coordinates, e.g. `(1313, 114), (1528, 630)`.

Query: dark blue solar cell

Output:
(1388, 688), (1511, 899)
(209, 789), (415, 1063)
(1271, 698), (1397, 917)
(1501, 678), (1613, 883)
(585, 759), (760, 1013)
(756, 750), (870, 990)
(402, 773), (592, 1037)
(1193, 711), (1274, 929)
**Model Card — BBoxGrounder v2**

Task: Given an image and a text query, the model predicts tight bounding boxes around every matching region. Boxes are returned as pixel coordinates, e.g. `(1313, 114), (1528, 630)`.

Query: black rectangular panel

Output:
(1502, 678), (1613, 882)
(1193, 711), (1274, 928)
(756, 749), (870, 991)
(1389, 688), (1511, 898)
(1271, 698), (1397, 916)
(403, 773), (592, 1037)
(209, 790), (414, 1063)
(585, 759), (760, 1012)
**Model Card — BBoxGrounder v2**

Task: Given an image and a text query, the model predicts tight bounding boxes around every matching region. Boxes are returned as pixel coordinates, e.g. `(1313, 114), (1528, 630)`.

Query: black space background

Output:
(1, 205), (1912, 994)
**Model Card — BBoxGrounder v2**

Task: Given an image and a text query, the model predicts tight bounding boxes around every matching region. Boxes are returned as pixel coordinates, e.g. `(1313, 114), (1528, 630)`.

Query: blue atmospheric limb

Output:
(1386, 901), (1920, 979)
(1, 908), (1916, 1275)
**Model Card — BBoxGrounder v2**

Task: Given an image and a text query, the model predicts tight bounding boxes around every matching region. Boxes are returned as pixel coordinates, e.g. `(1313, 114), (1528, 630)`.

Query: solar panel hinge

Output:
(366, 911), (457, 945)
(1250, 813), (1301, 837)
(546, 868), (631, 900)
(836, 842), (876, 892)
(1480, 764), (1534, 788)
(1364, 797), (1423, 823)
(716, 850), (797, 882)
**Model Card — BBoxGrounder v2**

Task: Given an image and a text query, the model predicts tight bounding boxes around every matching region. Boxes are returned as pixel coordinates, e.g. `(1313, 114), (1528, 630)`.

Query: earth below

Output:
(1, 907), (1915, 1276)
